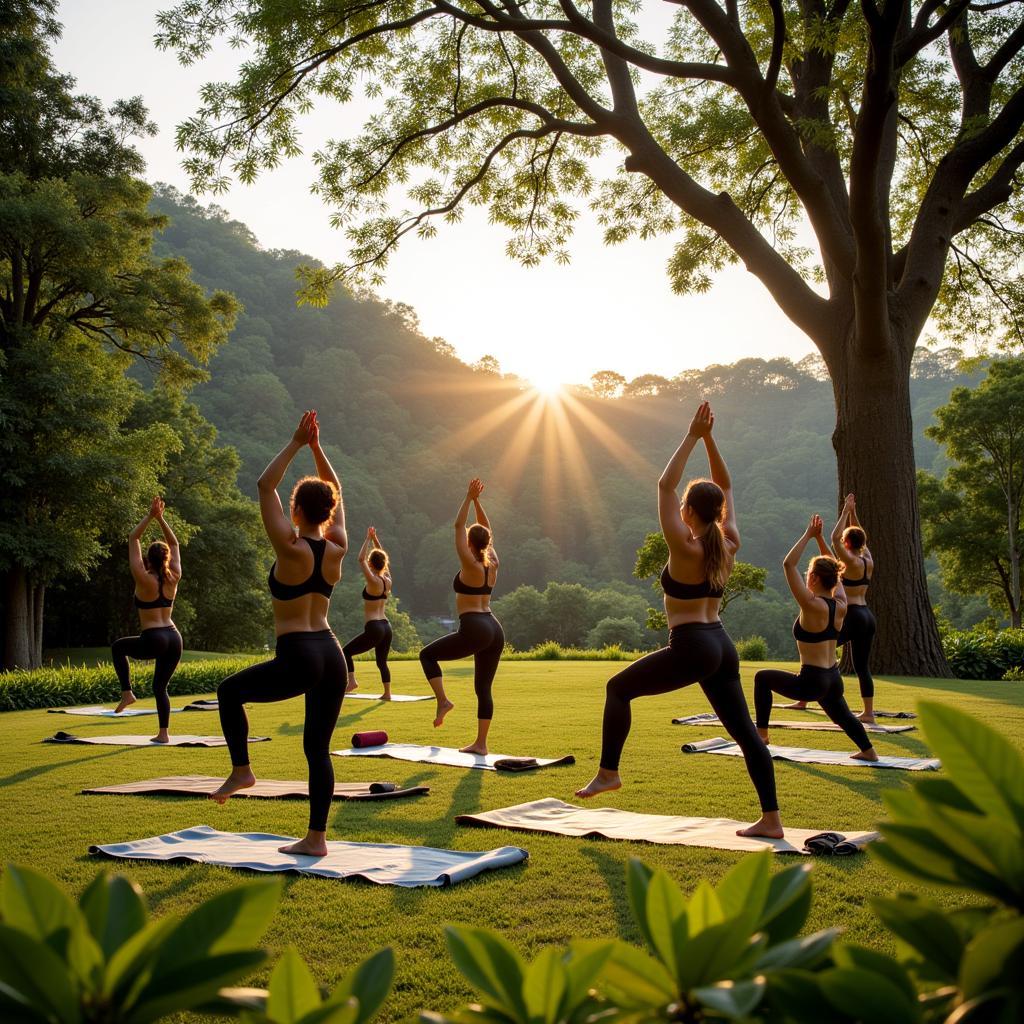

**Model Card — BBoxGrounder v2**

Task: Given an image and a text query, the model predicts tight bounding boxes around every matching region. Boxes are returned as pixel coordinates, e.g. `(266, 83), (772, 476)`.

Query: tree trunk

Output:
(830, 338), (951, 676)
(3, 565), (43, 670)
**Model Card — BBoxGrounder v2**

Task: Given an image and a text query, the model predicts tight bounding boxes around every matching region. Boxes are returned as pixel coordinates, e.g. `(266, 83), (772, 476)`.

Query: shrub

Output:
(1003, 666), (1024, 681)
(585, 616), (643, 651)
(735, 635), (768, 661)
(942, 627), (1024, 679)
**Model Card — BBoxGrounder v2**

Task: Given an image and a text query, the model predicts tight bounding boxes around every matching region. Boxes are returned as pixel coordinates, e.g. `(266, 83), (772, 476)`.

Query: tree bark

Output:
(3, 565), (42, 670)
(829, 331), (951, 676)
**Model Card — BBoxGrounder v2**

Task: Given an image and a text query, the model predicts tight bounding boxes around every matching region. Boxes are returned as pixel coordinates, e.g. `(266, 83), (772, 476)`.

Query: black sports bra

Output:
(269, 537), (335, 601)
(453, 565), (493, 595)
(134, 577), (173, 610)
(660, 564), (724, 600)
(793, 597), (841, 643)
(362, 579), (389, 602)
(844, 556), (871, 587)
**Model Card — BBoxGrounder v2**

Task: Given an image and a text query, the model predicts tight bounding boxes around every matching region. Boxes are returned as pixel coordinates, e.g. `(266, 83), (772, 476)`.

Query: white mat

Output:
(773, 704), (916, 719)
(456, 798), (879, 855)
(672, 713), (914, 734)
(332, 742), (575, 772)
(344, 693), (431, 703)
(45, 732), (268, 748)
(48, 701), (217, 717)
(682, 736), (940, 770)
(89, 824), (528, 886)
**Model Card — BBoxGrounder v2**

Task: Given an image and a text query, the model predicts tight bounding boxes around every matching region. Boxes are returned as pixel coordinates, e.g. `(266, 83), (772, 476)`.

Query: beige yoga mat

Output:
(82, 775), (430, 801)
(672, 713), (914, 734)
(90, 825), (528, 887)
(332, 742), (574, 772)
(456, 798), (879, 855)
(344, 693), (431, 703)
(49, 700), (217, 717)
(682, 736), (940, 770)
(773, 704), (916, 720)
(45, 732), (268, 748)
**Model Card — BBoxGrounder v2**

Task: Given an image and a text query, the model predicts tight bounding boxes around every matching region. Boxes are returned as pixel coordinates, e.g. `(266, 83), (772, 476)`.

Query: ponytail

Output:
(467, 524), (491, 568)
(146, 541), (170, 586)
(700, 522), (729, 594)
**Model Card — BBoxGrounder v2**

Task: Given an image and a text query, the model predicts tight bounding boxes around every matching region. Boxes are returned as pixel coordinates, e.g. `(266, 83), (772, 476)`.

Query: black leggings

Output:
(343, 619), (392, 684)
(112, 626), (182, 729)
(217, 630), (344, 832)
(419, 612), (504, 719)
(841, 604), (876, 700)
(754, 664), (873, 750)
(600, 622), (778, 813)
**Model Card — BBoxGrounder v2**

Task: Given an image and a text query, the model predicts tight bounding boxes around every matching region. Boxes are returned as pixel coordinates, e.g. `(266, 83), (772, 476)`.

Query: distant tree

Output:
(590, 371), (626, 399)
(623, 375), (672, 398)
(918, 360), (1024, 627)
(491, 585), (548, 650)
(586, 616), (642, 650)
(473, 354), (502, 376)
(543, 582), (595, 648)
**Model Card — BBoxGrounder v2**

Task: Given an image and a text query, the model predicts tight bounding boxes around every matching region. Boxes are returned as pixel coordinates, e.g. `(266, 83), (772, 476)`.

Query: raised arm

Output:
(357, 527), (377, 584)
(257, 411), (313, 556)
(701, 427), (739, 551)
(783, 516), (824, 611)
(454, 479), (481, 564)
(308, 412), (348, 554)
(473, 495), (491, 533)
(658, 409), (702, 551)
(152, 497), (182, 580)
(831, 494), (857, 564)
(128, 508), (154, 587)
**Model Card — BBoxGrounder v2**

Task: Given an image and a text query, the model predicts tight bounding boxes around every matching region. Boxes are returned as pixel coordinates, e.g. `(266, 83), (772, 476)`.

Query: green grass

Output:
(42, 647), (243, 667)
(2, 660), (1021, 1021)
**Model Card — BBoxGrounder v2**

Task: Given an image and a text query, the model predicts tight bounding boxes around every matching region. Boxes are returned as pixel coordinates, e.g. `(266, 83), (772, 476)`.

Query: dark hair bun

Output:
(291, 477), (338, 525)
(368, 549), (388, 571)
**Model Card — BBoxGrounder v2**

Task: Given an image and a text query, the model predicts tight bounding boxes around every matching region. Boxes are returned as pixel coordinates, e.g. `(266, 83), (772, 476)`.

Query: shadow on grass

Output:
(0, 747), (127, 788)
(579, 844), (642, 942)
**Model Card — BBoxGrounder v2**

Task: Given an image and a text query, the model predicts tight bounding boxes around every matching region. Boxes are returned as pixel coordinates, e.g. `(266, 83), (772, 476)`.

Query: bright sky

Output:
(53, 0), (819, 386)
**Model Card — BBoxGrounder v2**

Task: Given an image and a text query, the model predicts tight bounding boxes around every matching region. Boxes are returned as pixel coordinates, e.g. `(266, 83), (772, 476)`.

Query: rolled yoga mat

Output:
(681, 735), (940, 770)
(81, 776), (428, 801)
(772, 704), (916, 719)
(89, 824), (529, 887)
(456, 798), (880, 856)
(352, 730), (389, 748)
(672, 712), (915, 734)
(332, 742), (575, 772)
(45, 732), (269, 748)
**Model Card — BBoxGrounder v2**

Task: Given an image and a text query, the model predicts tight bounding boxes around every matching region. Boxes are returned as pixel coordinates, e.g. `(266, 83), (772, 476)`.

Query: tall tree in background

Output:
(161, 0), (1024, 674)
(918, 359), (1024, 627)
(0, 2), (238, 667)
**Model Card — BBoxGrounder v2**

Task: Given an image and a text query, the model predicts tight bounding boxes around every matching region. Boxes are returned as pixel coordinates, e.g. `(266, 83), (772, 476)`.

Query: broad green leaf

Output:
(913, 778), (982, 815)
(625, 860), (655, 952)
(643, 870), (687, 980)
(0, 923), (81, 1023)
(601, 940), (676, 1008)
(764, 970), (842, 1023)
(80, 873), (147, 959)
(751, 929), (838, 973)
(105, 915), (179, 1000)
(716, 852), (770, 926)
(563, 941), (615, 1007)
(832, 944), (916, 1002)
(871, 895), (964, 981)
(326, 947), (395, 1024)
(267, 946), (322, 1024)
(819, 967), (918, 1024)
(869, 838), (972, 889)
(919, 702), (1024, 831)
(0, 865), (79, 944)
(926, 805), (1024, 898)
(523, 948), (566, 1023)
(759, 864), (812, 942)
(676, 919), (760, 990)
(298, 997), (361, 1024)
(958, 919), (1024, 1001)
(444, 927), (526, 1021)
(195, 986), (268, 1015)
(686, 880), (724, 935)
(693, 978), (765, 1019)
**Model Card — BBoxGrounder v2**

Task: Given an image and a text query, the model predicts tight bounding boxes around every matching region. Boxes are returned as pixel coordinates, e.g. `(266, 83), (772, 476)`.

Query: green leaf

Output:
(759, 863), (812, 942)
(693, 978), (765, 1019)
(268, 947), (322, 1024)
(80, 873), (147, 959)
(601, 940), (676, 1008)
(832, 944), (916, 1002)
(686, 880), (724, 935)
(959, 919), (1024, 1001)
(105, 915), (178, 1001)
(927, 805), (1024, 899)
(918, 702), (1024, 832)
(0, 865), (78, 944)
(444, 927), (526, 1021)
(676, 919), (760, 990)
(625, 860), (655, 953)
(764, 970), (839, 1023)
(0, 923), (81, 1023)
(523, 948), (566, 1023)
(912, 778), (982, 815)
(871, 895), (964, 982)
(563, 941), (615, 1008)
(716, 852), (770, 927)
(818, 967), (918, 1024)
(298, 997), (361, 1024)
(327, 947), (394, 1024)
(643, 870), (687, 981)
(751, 929), (838, 973)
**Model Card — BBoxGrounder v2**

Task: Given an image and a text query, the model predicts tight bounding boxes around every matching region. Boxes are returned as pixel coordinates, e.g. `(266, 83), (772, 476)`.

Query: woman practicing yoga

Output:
(419, 478), (503, 755)
(753, 516), (878, 760)
(112, 496), (182, 742)
(211, 410), (348, 856)
(575, 402), (782, 839)
(343, 526), (393, 698)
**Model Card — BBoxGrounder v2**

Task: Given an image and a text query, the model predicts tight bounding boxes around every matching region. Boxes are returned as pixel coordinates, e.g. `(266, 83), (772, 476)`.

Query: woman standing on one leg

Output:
(575, 402), (782, 839)
(112, 496), (183, 743)
(343, 527), (393, 699)
(753, 516), (878, 760)
(419, 478), (503, 755)
(211, 410), (348, 856)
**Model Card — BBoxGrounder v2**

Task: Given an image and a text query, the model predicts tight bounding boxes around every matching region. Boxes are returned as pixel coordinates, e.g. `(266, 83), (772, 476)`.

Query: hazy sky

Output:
(53, 1), (820, 386)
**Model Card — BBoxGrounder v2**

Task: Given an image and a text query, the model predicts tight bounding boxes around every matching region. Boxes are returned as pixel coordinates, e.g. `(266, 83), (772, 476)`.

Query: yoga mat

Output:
(456, 798), (879, 856)
(49, 700), (218, 717)
(81, 776), (429, 801)
(772, 704), (916, 720)
(344, 693), (431, 702)
(332, 742), (575, 772)
(45, 732), (268, 748)
(672, 713), (914, 734)
(681, 736), (940, 771)
(89, 824), (528, 887)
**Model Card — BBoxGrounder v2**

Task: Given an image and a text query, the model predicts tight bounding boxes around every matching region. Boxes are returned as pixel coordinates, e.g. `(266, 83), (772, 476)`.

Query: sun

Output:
(528, 372), (565, 398)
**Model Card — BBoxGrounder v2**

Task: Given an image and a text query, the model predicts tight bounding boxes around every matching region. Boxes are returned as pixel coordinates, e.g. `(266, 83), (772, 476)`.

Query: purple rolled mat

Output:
(352, 730), (388, 748)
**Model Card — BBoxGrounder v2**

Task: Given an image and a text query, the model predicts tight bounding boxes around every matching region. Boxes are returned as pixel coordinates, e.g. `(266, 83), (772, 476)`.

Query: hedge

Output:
(941, 627), (1024, 680)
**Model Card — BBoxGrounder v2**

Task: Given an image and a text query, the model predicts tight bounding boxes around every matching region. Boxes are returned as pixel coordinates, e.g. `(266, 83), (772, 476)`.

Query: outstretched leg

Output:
(753, 668), (806, 743)
(820, 680), (878, 760)
(112, 635), (145, 713)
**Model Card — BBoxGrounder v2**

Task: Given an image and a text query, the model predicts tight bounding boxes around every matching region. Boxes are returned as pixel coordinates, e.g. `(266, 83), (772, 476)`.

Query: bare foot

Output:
(781, 701), (808, 710)
(208, 767), (256, 804)
(278, 836), (328, 857)
(150, 730), (169, 744)
(381, 689), (392, 701)
(736, 814), (785, 839)
(851, 748), (879, 762)
(856, 711), (876, 724)
(345, 679), (358, 694)
(459, 743), (488, 756)
(115, 692), (137, 714)
(434, 698), (455, 727)
(575, 771), (622, 799)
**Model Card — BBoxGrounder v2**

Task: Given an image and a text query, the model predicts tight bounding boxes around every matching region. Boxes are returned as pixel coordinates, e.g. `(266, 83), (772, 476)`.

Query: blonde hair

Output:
(467, 524), (491, 567)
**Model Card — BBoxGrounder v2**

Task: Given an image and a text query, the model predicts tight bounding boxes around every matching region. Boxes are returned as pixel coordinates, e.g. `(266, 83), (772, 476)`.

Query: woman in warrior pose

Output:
(575, 402), (782, 839)
(211, 410), (348, 856)
(753, 516), (878, 759)
(112, 496), (182, 742)
(343, 527), (393, 698)
(419, 478), (503, 755)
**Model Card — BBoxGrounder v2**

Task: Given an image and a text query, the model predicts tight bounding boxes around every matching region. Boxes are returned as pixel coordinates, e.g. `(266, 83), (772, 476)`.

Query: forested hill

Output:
(139, 187), (979, 652)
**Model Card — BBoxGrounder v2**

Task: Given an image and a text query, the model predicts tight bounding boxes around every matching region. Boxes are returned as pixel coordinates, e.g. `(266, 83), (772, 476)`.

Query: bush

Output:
(735, 635), (768, 661)
(1003, 666), (1024, 681)
(585, 616), (643, 651)
(942, 627), (1024, 679)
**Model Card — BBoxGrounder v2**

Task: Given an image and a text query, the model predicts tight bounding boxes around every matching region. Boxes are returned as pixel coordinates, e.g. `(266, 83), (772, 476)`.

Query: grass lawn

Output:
(1, 660), (1021, 1021)
(42, 647), (244, 667)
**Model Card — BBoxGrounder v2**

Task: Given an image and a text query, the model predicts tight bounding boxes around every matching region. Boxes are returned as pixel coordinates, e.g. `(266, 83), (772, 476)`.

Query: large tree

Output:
(160, 0), (1024, 672)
